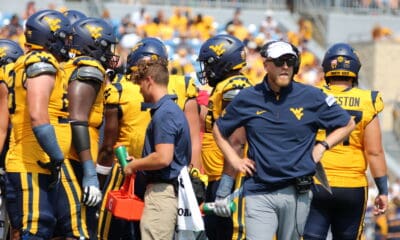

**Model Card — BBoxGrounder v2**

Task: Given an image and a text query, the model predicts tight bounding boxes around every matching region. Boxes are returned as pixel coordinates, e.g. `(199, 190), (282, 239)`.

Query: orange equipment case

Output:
(106, 174), (144, 220)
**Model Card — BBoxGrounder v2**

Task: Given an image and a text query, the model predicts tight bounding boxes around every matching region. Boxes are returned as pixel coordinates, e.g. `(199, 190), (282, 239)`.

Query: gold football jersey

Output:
(168, 74), (198, 109)
(104, 74), (150, 158)
(107, 74), (198, 158)
(64, 56), (106, 162)
(316, 85), (384, 187)
(0, 63), (17, 114)
(202, 75), (252, 181)
(6, 51), (70, 173)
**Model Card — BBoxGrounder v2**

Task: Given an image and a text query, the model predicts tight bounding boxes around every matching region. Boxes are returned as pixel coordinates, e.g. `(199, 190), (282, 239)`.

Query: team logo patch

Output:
(325, 94), (336, 107)
(337, 56), (344, 63)
(43, 17), (61, 32)
(85, 25), (103, 39)
(290, 107), (304, 120)
(209, 43), (226, 56)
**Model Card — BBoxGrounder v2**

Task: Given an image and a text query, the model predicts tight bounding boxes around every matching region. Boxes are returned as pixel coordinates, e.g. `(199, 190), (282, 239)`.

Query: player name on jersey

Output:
(335, 96), (360, 107)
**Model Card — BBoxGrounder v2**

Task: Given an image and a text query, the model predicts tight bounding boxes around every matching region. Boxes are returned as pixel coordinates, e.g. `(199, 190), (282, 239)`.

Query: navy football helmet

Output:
(25, 9), (72, 61)
(71, 17), (119, 69)
(197, 34), (246, 87)
(126, 37), (168, 72)
(322, 43), (361, 85)
(64, 9), (87, 25)
(0, 39), (23, 66)
(126, 37), (168, 83)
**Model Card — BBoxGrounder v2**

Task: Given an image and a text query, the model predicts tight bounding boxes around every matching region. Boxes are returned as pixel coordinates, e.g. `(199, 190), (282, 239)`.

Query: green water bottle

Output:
(202, 201), (236, 215)
(114, 145), (128, 168)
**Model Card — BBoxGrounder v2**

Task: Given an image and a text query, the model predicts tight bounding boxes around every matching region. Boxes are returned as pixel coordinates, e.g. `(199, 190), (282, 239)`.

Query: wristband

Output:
(317, 140), (330, 150)
(96, 164), (112, 175)
(216, 174), (235, 198)
(374, 175), (388, 195)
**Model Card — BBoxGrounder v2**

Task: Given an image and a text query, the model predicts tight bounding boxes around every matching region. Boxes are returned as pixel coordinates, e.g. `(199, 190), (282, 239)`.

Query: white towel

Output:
(176, 166), (205, 237)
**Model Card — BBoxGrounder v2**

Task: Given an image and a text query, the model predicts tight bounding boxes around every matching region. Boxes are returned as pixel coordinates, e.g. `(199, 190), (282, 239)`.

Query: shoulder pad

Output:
(210, 75), (251, 119)
(76, 66), (104, 84)
(217, 75), (252, 95)
(371, 90), (384, 113)
(73, 56), (105, 71)
(26, 62), (57, 78)
(185, 75), (198, 98)
(24, 51), (58, 69)
(104, 82), (123, 105)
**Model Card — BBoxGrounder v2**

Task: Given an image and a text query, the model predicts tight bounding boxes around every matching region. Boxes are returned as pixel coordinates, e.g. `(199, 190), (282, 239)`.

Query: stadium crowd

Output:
(0, 1), (399, 240)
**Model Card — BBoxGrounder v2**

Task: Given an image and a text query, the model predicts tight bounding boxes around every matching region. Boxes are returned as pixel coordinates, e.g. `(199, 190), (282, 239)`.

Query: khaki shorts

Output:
(141, 183), (178, 240)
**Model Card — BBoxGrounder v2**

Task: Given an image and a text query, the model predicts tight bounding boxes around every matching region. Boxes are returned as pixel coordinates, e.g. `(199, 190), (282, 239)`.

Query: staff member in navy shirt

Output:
(212, 40), (355, 240)
(124, 45), (191, 240)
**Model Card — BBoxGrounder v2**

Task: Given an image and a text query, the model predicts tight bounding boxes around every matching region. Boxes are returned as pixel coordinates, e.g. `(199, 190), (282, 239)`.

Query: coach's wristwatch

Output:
(316, 140), (330, 150)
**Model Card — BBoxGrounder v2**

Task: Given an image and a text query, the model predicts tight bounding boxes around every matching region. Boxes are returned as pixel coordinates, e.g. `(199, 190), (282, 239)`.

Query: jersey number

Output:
(7, 71), (16, 114)
(325, 110), (362, 146)
(343, 110), (362, 146)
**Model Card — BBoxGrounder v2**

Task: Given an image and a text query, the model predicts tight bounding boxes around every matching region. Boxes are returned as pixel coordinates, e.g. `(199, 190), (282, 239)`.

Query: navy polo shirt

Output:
(216, 78), (351, 195)
(142, 94), (191, 181)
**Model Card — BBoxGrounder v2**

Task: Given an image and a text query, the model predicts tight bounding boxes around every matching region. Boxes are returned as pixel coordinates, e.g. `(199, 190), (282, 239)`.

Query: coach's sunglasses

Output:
(266, 56), (297, 67)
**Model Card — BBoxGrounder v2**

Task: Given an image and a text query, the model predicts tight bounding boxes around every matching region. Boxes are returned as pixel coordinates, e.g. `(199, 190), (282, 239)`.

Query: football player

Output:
(197, 34), (251, 240)
(5, 10), (87, 239)
(304, 43), (389, 240)
(65, 17), (119, 239)
(0, 39), (23, 240)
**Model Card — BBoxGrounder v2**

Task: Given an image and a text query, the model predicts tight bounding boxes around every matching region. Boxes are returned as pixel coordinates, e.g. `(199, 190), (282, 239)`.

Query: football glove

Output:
(37, 159), (63, 190)
(82, 160), (102, 206)
(214, 196), (232, 217)
(82, 186), (102, 207)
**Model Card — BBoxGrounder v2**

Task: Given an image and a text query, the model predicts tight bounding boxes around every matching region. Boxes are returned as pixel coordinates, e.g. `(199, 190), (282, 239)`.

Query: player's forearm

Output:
(366, 152), (387, 178)
(190, 135), (202, 169)
(0, 111), (8, 153)
(185, 99), (202, 169)
(97, 146), (114, 167)
(213, 123), (241, 168)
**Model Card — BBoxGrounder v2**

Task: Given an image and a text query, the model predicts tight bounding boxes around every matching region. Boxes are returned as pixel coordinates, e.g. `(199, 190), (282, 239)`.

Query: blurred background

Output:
(1, 0), (400, 238)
